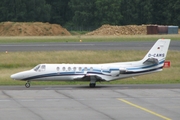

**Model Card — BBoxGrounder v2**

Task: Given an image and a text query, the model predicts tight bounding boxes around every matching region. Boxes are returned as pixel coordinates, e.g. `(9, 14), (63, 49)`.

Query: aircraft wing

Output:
(143, 58), (159, 65)
(73, 74), (103, 81)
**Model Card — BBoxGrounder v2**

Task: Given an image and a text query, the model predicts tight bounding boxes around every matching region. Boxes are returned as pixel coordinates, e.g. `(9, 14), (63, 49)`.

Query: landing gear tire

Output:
(89, 83), (96, 88)
(25, 82), (30, 88)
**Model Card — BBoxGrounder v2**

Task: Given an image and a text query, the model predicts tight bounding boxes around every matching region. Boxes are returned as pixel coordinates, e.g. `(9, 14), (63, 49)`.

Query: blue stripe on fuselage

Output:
(127, 60), (164, 71)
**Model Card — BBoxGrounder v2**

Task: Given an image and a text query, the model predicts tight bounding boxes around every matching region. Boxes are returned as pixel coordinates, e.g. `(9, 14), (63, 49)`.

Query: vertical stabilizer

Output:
(142, 39), (171, 64)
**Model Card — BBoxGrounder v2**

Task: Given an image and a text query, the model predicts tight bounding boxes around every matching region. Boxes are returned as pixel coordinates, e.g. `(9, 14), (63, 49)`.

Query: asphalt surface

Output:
(0, 84), (180, 90)
(0, 41), (179, 52)
(0, 84), (180, 120)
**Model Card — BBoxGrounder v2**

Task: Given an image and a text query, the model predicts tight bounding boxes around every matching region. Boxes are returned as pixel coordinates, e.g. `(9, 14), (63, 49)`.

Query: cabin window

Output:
(79, 67), (82, 71)
(73, 67), (76, 71)
(62, 67), (66, 71)
(68, 67), (71, 71)
(90, 67), (93, 71)
(57, 67), (60, 71)
(56, 67), (60, 74)
(84, 67), (87, 71)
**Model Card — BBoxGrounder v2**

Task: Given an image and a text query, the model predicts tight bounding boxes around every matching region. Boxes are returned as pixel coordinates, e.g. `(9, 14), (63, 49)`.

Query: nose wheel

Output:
(25, 81), (31, 88)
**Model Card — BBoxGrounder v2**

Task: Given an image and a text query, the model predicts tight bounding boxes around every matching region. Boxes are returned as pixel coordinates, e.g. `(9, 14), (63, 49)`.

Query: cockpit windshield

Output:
(33, 64), (46, 72)
(33, 65), (40, 71)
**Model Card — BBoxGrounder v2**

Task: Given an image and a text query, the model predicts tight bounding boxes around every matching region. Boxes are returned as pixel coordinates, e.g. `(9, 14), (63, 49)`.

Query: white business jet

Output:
(11, 39), (171, 88)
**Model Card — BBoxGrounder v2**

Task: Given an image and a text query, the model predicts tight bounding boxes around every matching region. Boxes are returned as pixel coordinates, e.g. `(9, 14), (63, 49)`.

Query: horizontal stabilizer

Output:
(143, 58), (159, 65)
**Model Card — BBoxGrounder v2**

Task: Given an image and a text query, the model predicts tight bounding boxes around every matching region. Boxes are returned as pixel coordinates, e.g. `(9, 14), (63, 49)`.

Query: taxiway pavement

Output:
(0, 84), (180, 120)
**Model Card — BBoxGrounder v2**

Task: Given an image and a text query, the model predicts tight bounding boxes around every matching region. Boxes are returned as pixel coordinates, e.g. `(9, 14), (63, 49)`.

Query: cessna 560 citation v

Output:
(11, 39), (171, 88)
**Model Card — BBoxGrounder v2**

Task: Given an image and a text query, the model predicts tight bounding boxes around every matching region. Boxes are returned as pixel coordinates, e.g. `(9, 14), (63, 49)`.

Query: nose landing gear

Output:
(25, 81), (31, 88)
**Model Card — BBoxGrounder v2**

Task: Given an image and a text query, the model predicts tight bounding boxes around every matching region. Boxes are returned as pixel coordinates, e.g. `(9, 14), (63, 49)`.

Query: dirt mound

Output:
(86, 24), (147, 35)
(0, 22), (71, 36)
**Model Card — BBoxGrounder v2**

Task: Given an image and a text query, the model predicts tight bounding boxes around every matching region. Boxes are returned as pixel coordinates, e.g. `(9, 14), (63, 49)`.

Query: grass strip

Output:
(0, 34), (180, 43)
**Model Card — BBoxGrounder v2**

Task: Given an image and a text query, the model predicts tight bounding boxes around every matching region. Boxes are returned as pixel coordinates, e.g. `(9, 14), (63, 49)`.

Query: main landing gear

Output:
(89, 76), (96, 88)
(89, 83), (96, 88)
(25, 81), (31, 88)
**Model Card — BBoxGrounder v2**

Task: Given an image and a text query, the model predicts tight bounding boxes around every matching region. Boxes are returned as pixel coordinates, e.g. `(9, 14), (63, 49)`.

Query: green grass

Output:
(0, 34), (180, 43)
(0, 50), (179, 86)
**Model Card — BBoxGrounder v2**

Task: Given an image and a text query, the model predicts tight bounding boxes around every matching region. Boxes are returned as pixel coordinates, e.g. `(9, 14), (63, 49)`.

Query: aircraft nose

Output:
(11, 71), (32, 80)
(11, 71), (28, 80)
(11, 73), (21, 80)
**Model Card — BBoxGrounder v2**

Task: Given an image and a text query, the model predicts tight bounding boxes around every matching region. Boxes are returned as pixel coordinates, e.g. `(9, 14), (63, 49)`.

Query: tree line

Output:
(0, 0), (179, 30)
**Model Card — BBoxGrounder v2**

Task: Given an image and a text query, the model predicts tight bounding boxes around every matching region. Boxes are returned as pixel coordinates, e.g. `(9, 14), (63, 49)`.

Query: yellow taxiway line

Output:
(118, 98), (171, 120)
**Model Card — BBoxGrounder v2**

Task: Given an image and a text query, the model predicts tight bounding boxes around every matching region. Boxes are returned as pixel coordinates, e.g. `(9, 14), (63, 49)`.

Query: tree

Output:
(151, 0), (170, 25)
(46, 0), (71, 25)
(69, 0), (96, 27)
(0, 0), (180, 28)
(172, 0), (180, 26)
(95, 0), (123, 26)
(0, 0), (8, 21)
(0, 0), (51, 22)
(120, 0), (141, 25)
(136, 0), (153, 24)
(28, 0), (51, 22)
(15, 0), (27, 21)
